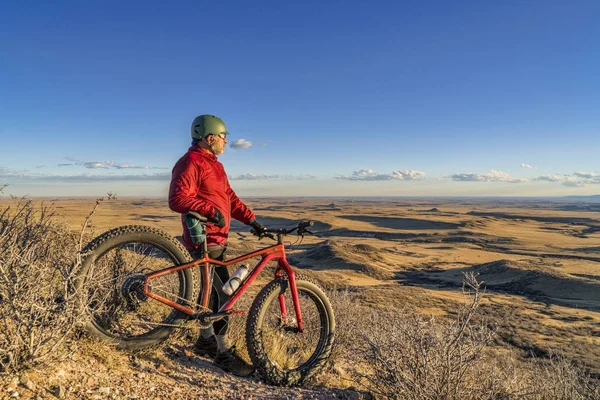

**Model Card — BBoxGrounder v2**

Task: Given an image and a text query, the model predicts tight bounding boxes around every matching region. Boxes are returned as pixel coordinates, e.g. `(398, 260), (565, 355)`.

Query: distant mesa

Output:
(427, 207), (440, 212)
(296, 240), (393, 280)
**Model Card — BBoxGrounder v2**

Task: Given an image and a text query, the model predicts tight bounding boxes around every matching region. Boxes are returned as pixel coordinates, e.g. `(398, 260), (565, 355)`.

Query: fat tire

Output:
(74, 225), (194, 351)
(246, 275), (335, 386)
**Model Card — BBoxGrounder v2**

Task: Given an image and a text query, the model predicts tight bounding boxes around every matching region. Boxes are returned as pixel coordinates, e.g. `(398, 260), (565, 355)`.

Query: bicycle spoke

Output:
(85, 239), (187, 338)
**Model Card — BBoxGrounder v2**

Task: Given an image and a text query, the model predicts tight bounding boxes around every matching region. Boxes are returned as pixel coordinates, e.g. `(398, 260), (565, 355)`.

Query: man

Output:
(168, 114), (266, 377)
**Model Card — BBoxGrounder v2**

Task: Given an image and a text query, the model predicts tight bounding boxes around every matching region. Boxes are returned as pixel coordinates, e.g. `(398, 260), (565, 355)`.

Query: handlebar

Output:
(252, 220), (314, 240)
(185, 211), (314, 241)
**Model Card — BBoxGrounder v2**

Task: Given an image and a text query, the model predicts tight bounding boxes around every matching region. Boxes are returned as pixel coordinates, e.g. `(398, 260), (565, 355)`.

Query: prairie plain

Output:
(35, 196), (600, 368)
(2, 195), (599, 398)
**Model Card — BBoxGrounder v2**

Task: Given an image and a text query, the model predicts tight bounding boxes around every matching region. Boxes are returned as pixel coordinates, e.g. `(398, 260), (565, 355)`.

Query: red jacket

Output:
(169, 146), (255, 249)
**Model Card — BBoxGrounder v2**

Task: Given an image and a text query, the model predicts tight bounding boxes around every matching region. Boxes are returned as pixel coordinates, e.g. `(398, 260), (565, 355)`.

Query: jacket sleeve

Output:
(227, 180), (255, 224)
(168, 157), (215, 218)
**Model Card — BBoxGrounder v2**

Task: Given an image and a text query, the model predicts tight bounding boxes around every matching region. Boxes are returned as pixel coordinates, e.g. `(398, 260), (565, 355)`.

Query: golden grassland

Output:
(1, 195), (599, 398)
(11, 196), (598, 371)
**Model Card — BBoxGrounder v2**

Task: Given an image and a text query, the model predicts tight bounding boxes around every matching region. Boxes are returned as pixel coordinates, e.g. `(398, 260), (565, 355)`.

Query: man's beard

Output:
(212, 144), (225, 155)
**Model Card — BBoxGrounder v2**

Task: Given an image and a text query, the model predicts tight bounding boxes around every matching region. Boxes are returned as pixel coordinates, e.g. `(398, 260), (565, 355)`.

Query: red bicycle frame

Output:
(142, 241), (304, 331)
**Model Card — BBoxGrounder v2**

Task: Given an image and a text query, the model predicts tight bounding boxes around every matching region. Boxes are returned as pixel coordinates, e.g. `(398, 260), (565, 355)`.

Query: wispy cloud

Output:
(573, 171), (599, 180)
(534, 175), (562, 182)
(335, 169), (426, 181)
(559, 171), (600, 187)
(0, 167), (22, 178)
(59, 158), (167, 170)
(229, 139), (253, 149)
(230, 173), (316, 180)
(1, 172), (171, 182)
(563, 178), (587, 187)
(531, 171), (600, 187)
(520, 163), (533, 169)
(447, 170), (527, 183)
(83, 162), (109, 169)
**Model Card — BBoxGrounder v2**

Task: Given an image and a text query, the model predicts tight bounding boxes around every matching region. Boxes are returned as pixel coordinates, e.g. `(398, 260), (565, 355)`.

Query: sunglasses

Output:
(213, 133), (227, 140)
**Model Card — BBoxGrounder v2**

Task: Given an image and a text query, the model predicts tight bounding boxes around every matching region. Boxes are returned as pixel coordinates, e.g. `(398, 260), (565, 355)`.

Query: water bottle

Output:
(222, 264), (250, 295)
(184, 214), (206, 244)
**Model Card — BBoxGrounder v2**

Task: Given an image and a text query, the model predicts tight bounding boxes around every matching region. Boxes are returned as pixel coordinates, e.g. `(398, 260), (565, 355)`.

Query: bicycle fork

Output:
(275, 258), (304, 333)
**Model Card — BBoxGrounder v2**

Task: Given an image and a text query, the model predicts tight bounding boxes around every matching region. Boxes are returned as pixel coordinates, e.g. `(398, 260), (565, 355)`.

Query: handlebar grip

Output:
(299, 220), (314, 229)
(265, 232), (276, 241)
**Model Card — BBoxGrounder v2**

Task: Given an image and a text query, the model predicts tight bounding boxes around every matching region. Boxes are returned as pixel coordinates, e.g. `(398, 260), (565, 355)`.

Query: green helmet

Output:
(190, 114), (229, 141)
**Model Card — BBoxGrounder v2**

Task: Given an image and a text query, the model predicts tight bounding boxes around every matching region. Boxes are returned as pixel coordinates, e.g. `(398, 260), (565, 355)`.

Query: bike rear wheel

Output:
(246, 276), (335, 386)
(74, 225), (195, 351)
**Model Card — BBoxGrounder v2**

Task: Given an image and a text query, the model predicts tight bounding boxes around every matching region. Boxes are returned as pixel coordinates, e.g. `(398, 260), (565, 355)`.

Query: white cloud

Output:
(229, 139), (253, 149)
(4, 173), (170, 182)
(448, 170), (527, 183)
(230, 173), (316, 180)
(534, 175), (562, 182)
(83, 162), (109, 169)
(335, 169), (426, 181)
(563, 179), (587, 187)
(59, 158), (165, 170)
(0, 167), (28, 178)
(520, 164), (533, 169)
(573, 171), (599, 180)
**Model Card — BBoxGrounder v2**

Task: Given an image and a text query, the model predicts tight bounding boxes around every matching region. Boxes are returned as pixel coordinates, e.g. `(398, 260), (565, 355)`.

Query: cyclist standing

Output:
(169, 114), (266, 377)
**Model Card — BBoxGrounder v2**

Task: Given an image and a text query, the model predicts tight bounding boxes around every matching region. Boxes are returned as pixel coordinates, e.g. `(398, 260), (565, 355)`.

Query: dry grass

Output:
(0, 192), (115, 372)
(1, 194), (599, 399)
(0, 197), (85, 371)
(327, 274), (599, 400)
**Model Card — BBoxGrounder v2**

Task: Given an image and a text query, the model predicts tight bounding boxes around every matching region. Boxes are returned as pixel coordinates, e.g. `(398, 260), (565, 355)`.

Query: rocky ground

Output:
(1, 338), (367, 400)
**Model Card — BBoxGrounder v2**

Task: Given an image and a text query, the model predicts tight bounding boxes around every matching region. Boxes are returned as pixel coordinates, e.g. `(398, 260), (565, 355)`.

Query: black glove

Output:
(210, 208), (226, 228)
(248, 219), (266, 235)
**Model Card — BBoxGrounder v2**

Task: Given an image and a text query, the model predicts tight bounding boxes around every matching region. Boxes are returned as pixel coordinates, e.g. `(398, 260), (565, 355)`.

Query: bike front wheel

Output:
(246, 276), (335, 386)
(74, 225), (195, 351)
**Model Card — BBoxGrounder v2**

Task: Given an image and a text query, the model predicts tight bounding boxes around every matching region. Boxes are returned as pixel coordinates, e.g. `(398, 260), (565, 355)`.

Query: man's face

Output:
(210, 133), (227, 155)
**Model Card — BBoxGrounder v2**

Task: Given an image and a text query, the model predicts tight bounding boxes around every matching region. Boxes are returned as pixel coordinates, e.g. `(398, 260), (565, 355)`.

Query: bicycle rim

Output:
(254, 280), (330, 375)
(85, 240), (187, 339)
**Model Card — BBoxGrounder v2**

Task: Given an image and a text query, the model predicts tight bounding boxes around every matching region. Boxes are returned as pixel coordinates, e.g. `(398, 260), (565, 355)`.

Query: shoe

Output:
(193, 335), (218, 359)
(214, 346), (255, 377)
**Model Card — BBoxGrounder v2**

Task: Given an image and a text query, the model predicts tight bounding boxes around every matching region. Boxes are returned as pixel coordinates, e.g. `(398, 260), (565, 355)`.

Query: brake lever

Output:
(265, 232), (276, 241)
(258, 232), (276, 241)
(251, 229), (276, 241)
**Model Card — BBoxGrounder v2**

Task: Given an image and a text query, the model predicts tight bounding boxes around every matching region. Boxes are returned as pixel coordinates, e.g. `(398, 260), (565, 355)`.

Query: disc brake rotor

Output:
(120, 273), (149, 311)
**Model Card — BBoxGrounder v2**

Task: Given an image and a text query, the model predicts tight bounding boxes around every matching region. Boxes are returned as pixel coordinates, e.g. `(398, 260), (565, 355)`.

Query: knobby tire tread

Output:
(246, 274), (335, 386)
(75, 225), (195, 351)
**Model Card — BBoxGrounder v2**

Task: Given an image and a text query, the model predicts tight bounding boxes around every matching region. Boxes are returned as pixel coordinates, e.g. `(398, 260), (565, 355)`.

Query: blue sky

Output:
(1, 1), (599, 197)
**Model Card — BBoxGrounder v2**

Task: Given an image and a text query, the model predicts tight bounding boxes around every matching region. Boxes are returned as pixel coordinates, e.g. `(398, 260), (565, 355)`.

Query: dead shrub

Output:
(526, 355), (600, 400)
(0, 193), (114, 372)
(328, 274), (598, 399)
(346, 273), (497, 399)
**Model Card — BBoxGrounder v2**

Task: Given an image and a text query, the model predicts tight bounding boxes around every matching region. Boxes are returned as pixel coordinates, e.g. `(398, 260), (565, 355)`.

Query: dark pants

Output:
(190, 245), (230, 335)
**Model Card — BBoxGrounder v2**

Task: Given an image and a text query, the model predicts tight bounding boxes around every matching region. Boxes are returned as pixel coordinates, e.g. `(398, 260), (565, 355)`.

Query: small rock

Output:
(51, 385), (65, 399)
(56, 369), (66, 377)
(333, 364), (346, 376)
(10, 390), (19, 398)
(156, 364), (168, 374)
(20, 378), (36, 391)
(98, 387), (111, 395)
